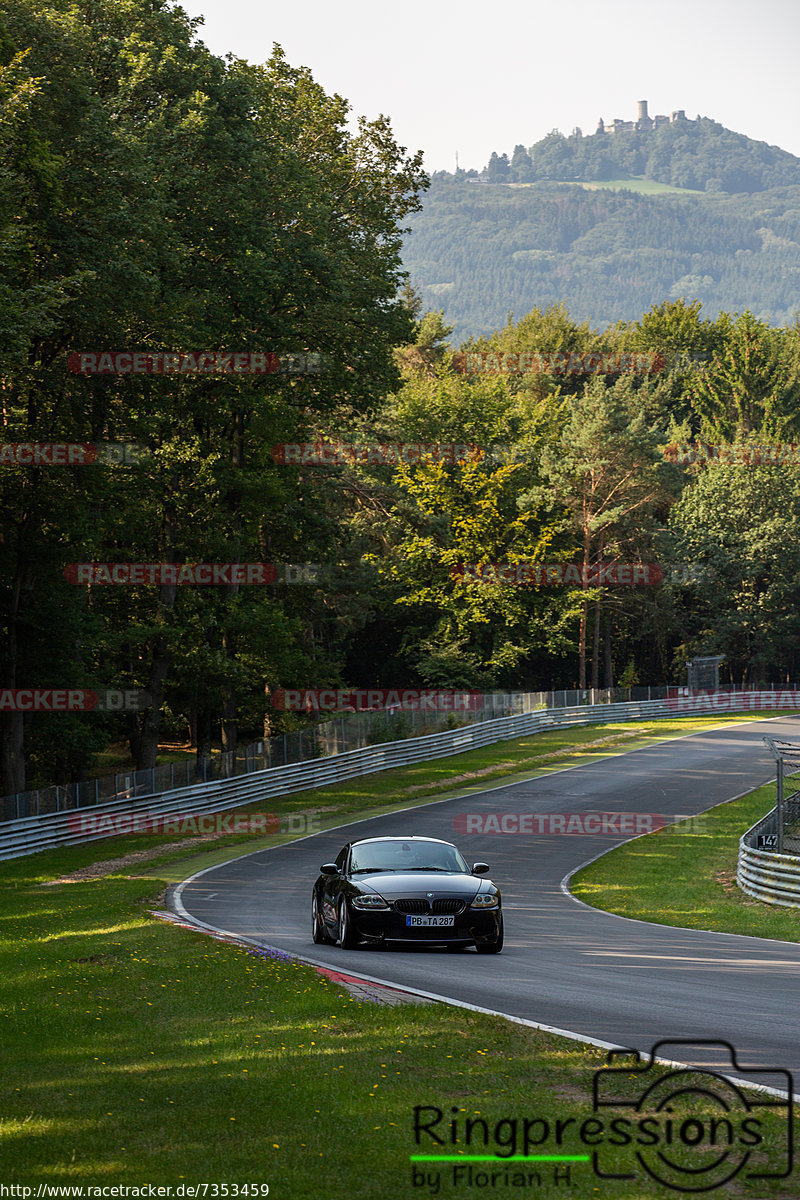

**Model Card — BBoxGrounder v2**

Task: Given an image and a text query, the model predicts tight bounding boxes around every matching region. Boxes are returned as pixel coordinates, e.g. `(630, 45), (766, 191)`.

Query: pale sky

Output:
(182, 0), (800, 172)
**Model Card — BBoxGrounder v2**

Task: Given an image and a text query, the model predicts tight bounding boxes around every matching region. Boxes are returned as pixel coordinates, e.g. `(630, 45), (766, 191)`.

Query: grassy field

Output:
(3, 711), (797, 1197)
(509, 177), (706, 195)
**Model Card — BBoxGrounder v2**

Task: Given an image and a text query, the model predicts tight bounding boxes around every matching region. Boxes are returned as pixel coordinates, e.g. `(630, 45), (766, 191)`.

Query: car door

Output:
(322, 843), (349, 930)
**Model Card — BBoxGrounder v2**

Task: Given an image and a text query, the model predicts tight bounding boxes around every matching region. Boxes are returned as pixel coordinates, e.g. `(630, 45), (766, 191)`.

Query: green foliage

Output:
(511, 117), (800, 193)
(667, 465), (800, 684)
(689, 311), (800, 439)
(0, 0), (427, 788)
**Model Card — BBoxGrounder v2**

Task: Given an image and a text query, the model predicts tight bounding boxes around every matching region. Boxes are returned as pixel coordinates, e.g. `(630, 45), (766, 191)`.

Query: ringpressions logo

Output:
(410, 1040), (792, 1193)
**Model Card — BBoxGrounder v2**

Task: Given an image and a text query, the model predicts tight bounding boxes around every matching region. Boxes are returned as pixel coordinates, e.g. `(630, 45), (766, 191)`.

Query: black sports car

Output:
(311, 835), (503, 953)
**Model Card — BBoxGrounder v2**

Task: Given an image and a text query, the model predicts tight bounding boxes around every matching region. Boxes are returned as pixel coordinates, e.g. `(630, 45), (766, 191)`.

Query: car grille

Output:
(393, 898), (466, 915)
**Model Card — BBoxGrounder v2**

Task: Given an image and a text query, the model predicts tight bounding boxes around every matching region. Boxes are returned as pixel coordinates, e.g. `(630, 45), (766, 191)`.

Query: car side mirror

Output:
(320, 863), (339, 875)
(472, 862), (489, 874)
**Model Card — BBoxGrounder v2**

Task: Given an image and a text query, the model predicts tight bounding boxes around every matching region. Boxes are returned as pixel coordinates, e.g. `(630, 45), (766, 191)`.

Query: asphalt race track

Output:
(171, 716), (800, 1087)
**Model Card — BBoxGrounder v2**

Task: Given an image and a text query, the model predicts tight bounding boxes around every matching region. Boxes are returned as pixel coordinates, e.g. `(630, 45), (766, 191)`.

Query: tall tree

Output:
(530, 375), (678, 688)
(690, 311), (800, 440)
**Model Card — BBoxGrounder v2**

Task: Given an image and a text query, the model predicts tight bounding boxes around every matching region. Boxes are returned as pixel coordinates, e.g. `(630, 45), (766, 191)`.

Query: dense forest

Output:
(4, 0), (800, 795)
(403, 178), (800, 343)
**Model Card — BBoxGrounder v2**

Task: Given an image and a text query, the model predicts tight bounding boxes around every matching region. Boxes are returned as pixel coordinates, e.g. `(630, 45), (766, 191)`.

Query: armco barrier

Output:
(738, 807), (800, 909)
(2, 690), (798, 862)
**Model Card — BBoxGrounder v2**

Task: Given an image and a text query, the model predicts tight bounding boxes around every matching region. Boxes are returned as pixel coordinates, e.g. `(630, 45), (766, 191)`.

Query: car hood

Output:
(354, 871), (488, 897)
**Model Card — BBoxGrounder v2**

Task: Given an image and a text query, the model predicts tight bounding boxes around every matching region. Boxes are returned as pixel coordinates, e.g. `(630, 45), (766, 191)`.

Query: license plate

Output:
(405, 914), (455, 927)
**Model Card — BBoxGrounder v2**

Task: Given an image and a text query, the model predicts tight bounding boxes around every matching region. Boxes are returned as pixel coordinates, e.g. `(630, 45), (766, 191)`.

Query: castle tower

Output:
(635, 99), (653, 131)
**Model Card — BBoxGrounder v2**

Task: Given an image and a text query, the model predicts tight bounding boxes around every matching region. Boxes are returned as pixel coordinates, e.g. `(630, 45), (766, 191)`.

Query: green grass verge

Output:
(572, 781), (800, 943)
(3, 711), (796, 1194)
(3, 857), (795, 1195)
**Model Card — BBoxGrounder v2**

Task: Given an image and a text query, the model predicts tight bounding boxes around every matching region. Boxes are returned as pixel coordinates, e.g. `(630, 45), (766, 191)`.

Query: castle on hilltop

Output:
(597, 100), (689, 135)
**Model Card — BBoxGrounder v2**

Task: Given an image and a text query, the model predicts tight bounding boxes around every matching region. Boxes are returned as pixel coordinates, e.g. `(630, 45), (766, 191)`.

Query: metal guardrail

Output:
(1, 696), (667, 861)
(737, 736), (800, 908)
(2, 690), (556, 822)
(738, 819), (800, 909)
(4, 689), (799, 862)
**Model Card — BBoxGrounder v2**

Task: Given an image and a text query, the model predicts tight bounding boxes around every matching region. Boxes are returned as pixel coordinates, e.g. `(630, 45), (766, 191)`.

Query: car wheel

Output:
(312, 891), (332, 944)
(337, 896), (358, 949)
(476, 917), (504, 954)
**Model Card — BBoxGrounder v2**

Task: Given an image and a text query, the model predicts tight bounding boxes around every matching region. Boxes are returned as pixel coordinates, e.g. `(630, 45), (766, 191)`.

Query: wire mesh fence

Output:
(0, 684), (688, 824)
(758, 737), (800, 854)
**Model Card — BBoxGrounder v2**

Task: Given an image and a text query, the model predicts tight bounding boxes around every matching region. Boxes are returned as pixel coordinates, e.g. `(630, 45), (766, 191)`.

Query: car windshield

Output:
(350, 841), (469, 874)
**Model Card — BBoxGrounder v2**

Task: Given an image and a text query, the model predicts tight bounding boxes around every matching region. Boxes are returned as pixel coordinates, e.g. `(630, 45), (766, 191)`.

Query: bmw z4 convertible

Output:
(311, 835), (503, 953)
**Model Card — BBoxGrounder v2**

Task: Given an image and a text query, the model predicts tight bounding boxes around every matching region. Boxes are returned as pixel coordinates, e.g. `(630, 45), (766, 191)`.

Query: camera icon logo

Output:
(592, 1039), (793, 1192)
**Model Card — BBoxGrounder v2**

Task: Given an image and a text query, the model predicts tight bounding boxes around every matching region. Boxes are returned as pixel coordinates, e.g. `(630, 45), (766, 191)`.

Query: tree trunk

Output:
(579, 524), (592, 689)
(603, 613), (614, 688)
(136, 618), (173, 769)
(196, 709), (213, 764)
(1, 563), (28, 794)
(0, 711), (25, 796)
(134, 517), (178, 769)
(221, 683), (238, 755)
(591, 596), (601, 690)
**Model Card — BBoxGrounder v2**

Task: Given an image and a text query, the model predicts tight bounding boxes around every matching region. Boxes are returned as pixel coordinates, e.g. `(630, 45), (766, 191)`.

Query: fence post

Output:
(777, 755), (784, 854)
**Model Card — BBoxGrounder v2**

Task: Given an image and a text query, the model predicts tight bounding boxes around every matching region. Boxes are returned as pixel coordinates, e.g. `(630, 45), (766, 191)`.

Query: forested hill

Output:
(402, 179), (800, 344)
(481, 117), (800, 193)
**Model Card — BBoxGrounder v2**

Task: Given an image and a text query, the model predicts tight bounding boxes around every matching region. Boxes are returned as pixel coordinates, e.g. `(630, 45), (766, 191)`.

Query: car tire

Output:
(476, 917), (504, 954)
(337, 897), (358, 949)
(312, 891), (332, 944)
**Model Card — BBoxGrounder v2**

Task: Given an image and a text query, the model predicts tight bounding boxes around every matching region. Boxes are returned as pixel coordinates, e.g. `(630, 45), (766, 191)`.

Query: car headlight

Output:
(351, 894), (390, 910)
(470, 893), (499, 909)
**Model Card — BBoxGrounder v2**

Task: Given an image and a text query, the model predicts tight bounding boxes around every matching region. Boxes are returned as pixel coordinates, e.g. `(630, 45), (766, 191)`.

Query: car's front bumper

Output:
(349, 906), (502, 946)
